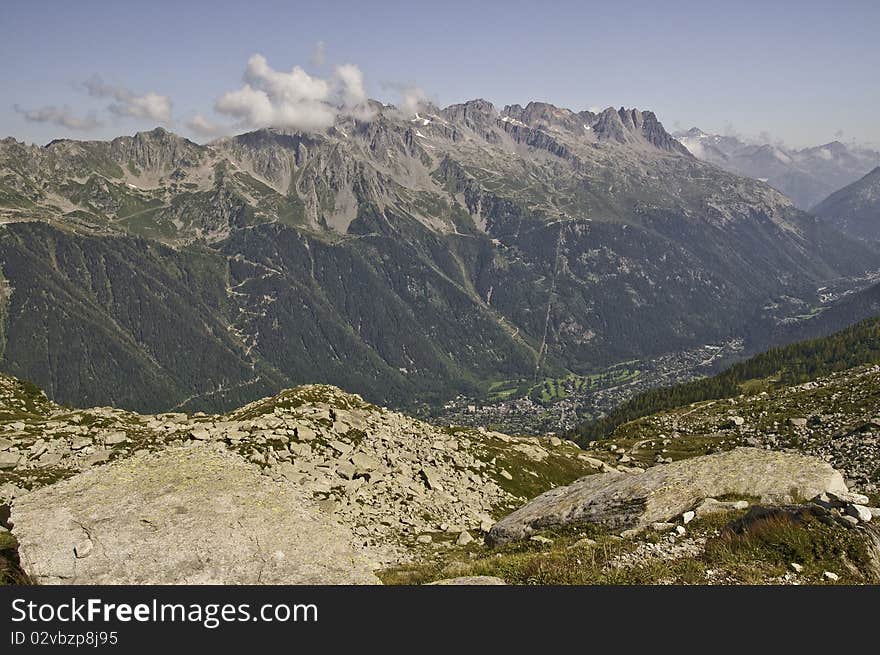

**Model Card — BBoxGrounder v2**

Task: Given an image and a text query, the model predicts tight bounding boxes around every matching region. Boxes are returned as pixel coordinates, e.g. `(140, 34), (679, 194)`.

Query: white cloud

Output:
(186, 113), (230, 139)
(214, 54), (372, 132)
(84, 75), (172, 123)
(14, 104), (102, 131)
(336, 63), (367, 107)
(399, 86), (427, 117)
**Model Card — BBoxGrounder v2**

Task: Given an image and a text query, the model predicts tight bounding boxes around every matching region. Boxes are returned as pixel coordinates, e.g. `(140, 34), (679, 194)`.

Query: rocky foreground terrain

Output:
(0, 373), (596, 582)
(594, 363), (880, 497)
(1, 360), (880, 585)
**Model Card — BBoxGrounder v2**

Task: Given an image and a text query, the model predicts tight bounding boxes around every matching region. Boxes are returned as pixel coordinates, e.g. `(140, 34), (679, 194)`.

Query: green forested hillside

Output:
(2, 106), (879, 414)
(573, 316), (880, 444)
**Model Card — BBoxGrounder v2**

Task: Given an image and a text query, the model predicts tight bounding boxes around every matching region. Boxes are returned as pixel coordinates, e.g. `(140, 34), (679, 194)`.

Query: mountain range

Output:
(674, 127), (880, 211)
(1, 100), (878, 414)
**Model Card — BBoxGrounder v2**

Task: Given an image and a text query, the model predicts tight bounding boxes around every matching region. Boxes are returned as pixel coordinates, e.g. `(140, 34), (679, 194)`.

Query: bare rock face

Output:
(488, 448), (848, 545)
(10, 443), (380, 584)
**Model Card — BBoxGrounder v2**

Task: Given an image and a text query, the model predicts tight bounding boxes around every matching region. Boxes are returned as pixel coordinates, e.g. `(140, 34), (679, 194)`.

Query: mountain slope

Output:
(1, 102), (878, 413)
(573, 315), (880, 446)
(812, 167), (880, 241)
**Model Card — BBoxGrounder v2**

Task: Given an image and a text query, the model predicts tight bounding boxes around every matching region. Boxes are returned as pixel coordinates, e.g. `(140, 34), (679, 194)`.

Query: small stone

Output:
(694, 497), (749, 518)
(456, 531), (474, 546)
(568, 537), (597, 549)
(846, 504), (873, 523)
(328, 440), (352, 456)
(682, 511), (695, 524)
(651, 522), (675, 531)
(70, 437), (92, 451)
(730, 416), (745, 427)
(83, 450), (111, 467)
(104, 432), (128, 445)
(529, 535), (553, 545)
(189, 427), (211, 441)
(826, 490), (870, 505)
(789, 418), (807, 428)
(499, 469), (513, 480)
(549, 436), (562, 447)
(823, 571), (839, 581)
(420, 468), (443, 491)
(416, 535), (433, 544)
(0, 452), (21, 469)
(73, 539), (93, 559)
(38, 452), (63, 466)
(675, 525), (686, 536)
(790, 562), (803, 573)
(350, 452), (379, 471)
(336, 462), (356, 480)
(840, 515), (860, 528)
(295, 426), (317, 441)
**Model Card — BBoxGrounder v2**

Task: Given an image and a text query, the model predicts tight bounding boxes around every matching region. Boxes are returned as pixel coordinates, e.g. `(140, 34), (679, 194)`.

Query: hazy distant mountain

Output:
(812, 166), (880, 241)
(674, 127), (880, 209)
(0, 102), (877, 413)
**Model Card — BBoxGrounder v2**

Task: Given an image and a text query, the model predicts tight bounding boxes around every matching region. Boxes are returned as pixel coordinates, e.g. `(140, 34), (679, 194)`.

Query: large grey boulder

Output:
(488, 448), (848, 545)
(10, 443), (380, 584)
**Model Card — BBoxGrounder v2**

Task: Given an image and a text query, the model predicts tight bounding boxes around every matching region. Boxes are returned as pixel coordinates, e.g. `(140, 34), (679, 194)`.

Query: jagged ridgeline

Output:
(0, 100), (878, 413)
(573, 316), (880, 444)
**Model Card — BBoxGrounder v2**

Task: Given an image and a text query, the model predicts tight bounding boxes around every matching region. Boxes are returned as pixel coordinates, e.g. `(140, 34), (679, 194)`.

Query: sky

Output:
(1, 0), (879, 148)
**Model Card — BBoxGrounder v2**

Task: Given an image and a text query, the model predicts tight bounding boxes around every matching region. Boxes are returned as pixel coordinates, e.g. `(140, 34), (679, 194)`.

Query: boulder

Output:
(10, 443), (380, 584)
(488, 448), (848, 545)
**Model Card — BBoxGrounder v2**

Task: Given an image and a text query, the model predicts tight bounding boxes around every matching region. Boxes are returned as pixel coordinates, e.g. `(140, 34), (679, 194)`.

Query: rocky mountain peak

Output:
(589, 106), (686, 153)
(110, 127), (206, 175)
(502, 102), (584, 133)
(441, 99), (498, 130)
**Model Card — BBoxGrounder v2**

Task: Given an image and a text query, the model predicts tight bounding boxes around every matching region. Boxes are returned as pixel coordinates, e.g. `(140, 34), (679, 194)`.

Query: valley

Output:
(2, 316), (879, 585)
(2, 101), (878, 420)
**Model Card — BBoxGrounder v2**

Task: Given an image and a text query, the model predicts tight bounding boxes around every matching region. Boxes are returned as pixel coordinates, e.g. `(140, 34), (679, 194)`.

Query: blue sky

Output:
(2, 0), (878, 147)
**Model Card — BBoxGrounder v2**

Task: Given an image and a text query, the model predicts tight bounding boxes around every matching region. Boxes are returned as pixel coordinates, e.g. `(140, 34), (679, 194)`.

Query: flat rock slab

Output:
(488, 447), (848, 545)
(11, 443), (380, 584)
